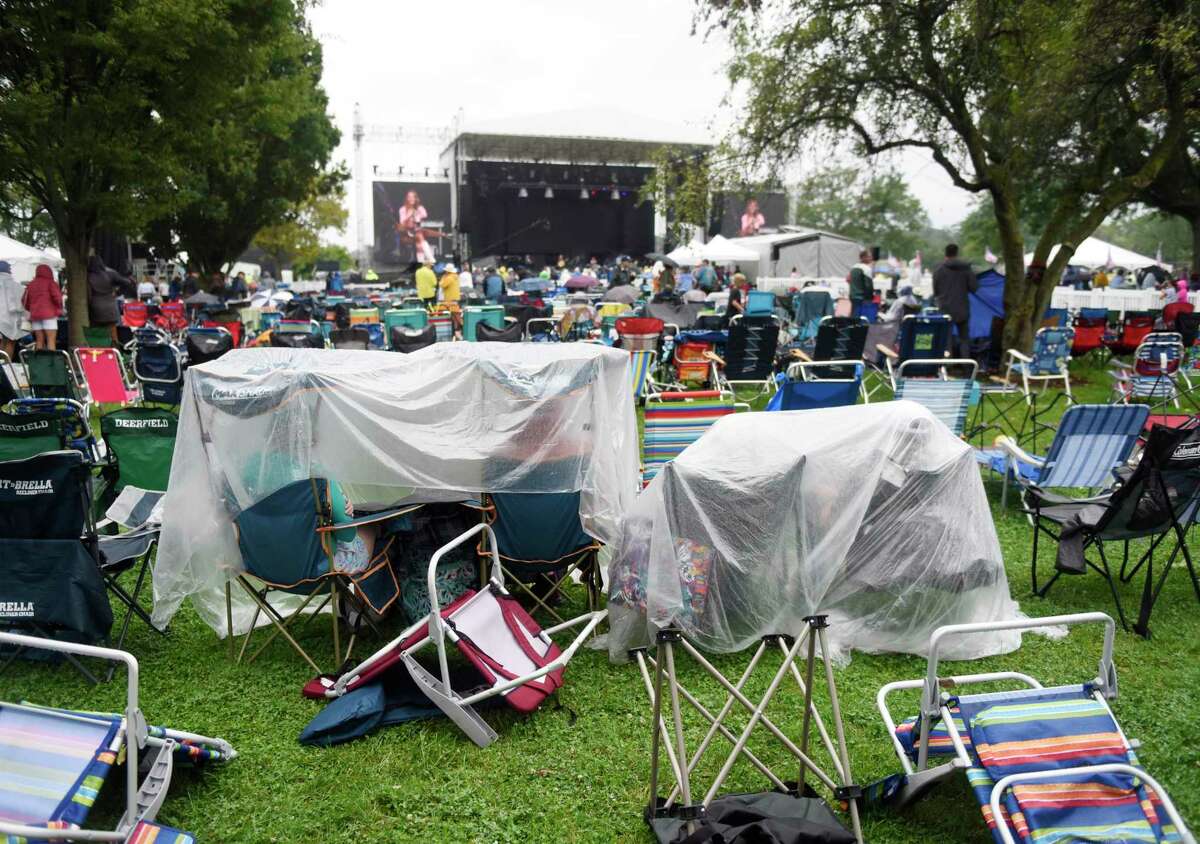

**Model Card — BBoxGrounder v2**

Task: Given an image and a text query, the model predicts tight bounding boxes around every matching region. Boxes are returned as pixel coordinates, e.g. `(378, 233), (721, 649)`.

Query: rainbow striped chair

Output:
(628, 349), (657, 402)
(877, 613), (1193, 843)
(642, 390), (746, 485)
(0, 631), (234, 843)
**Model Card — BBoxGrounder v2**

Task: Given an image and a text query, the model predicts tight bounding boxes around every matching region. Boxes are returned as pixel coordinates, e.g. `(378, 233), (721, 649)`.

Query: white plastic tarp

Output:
(152, 343), (640, 635)
(607, 401), (1023, 662)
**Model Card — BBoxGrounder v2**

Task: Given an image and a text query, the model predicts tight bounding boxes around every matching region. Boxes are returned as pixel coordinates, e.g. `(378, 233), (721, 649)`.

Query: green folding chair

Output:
(0, 406), (62, 461)
(100, 406), (179, 493)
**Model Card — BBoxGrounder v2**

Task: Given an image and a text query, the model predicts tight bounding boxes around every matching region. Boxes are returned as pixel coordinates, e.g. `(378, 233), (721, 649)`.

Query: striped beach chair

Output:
(0, 631), (234, 843)
(642, 390), (743, 484)
(1112, 332), (1190, 411)
(877, 613), (1194, 843)
(893, 358), (977, 436)
(628, 349), (657, 401)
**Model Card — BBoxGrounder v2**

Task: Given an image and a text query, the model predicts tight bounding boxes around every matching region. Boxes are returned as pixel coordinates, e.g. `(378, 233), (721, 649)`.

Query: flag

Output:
(1156, 242), (1163, 265)
(984, 246), (998, 264)
(909, 251), (922, 283)
(1106, 244), (1113, 269)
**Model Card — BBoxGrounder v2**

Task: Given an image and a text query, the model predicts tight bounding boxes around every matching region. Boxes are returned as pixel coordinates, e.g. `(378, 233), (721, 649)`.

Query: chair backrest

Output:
(0, 407), (63, 462)
(1037, 403), (1150, 489)
(1028, 326), (1075, 375)
(133, 339), (182, 384)
(349, 308), (377, 326)
(896, 314), (951, 372)
(234, 478), (329, 586)
(270, 330), (324, 349)
(1134, 333), (1184, 376)
(489, 492), (593, 563)
(21, 350), (79, 401)
(813, 316), (868, 369)
(616, 317), (664, 352)
(185, 327), (234, 364)
(390, 324), (436, 353)
(724, 315), (780, 380)
(628, 350), (656, 399)
(464, 306), (505, 342)
(156, 300), (188, 331)
(1042, 308), (1069, 328)
(894, 378), (973, 436)
(330, 327), (371, 350)
(100, 407), (178, 493)
(774, 363), (861, 411)
(2, 398), (97, 462)
(643, 391), (738, 483)
(1162, 301), (1194, 330)
(123, 301), (149, 327)
(1095, 423), (1200, 537)
(1175, 311), (1200, 349)
(0, 450), (90, 539)
(745, 290), (775, 316)
(475, 320), (522, 343)
(383, 308), (428, 333)
(201, 318), (242, 348)
(858, 301), (880, 323)
(74, 347), (132, 404)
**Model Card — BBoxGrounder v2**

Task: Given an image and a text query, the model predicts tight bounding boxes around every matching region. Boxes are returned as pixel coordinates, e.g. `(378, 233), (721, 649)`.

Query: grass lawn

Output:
(6, 357), (1199, 843)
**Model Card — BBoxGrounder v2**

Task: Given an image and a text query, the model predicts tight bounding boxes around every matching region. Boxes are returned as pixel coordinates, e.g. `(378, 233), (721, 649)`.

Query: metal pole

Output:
(663, 637), (693, 813)
(646, 648), (667, 820)
(799, 625), (818, 792)
(816, 624), (863, 844)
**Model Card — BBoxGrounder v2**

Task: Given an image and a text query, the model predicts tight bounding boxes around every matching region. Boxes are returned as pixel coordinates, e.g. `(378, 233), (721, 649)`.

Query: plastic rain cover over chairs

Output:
(152, 344), (640, 635)
(607, 400), (1024, 662)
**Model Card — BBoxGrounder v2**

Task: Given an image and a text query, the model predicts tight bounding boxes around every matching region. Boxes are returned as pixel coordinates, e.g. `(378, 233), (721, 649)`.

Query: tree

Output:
(292, 244), (353, 279)
(792, 167), (929, 257)
(1098, 210), (1192, 267)
(0, 185), (57, 249)
(1134, 135), (1200, 269)
(0, 0), (294, 345)
(142, 4), (340, 276)
(253, 185), (348, 275)
(698, 0), (1198, 350)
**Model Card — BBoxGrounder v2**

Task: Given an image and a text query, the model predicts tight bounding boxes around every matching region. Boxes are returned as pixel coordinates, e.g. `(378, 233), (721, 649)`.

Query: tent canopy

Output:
(968, 268), (1004, 339)
(666, 241), (704, 266)
(0, 233), (63, 282)
(1024, 236), (1163, 271)
(700, 234), (759, 265)
(607, 401), (1022, 662)
(153, 343), (640, 635)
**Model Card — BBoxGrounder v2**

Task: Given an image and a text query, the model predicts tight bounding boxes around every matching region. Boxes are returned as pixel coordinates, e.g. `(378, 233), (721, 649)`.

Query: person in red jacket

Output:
(22, 263), (63, 350)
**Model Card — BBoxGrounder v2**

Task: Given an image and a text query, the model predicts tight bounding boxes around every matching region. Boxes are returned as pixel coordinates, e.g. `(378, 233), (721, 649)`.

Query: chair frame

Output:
(1003, 325), (1074, 404)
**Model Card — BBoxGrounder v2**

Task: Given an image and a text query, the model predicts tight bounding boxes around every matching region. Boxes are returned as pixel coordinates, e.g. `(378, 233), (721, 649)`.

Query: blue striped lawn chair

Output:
(1112, 332), (1191, 411)
(642, 390), (744, 484)
(876, 613), (1193, 843)
(0, 631), (234, 843)
(979, 403), (1150, 508)
(893, 358), (977, 436)
(1004, 326), (1074, 404)
(628, 349), (657, 402)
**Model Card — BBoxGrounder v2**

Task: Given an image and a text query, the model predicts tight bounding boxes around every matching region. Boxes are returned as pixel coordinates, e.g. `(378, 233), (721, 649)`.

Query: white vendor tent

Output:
(698, 235), (760, 265)
(153, 343), (640, 635)
(733, 226), (863, 282)
(0, 233), (64, 283)
(666, 241), (705, 266)
(1024, 236), (1164, 271)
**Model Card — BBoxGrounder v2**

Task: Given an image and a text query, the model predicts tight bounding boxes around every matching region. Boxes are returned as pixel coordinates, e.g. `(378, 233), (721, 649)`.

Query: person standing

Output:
(415, 259), (438, 309)
(848, 249), (875, 318)
(1093, 267), (1110, 289)
(484, 267), (504, 303)
(87, 255), (134, 343)
(458, 262), (474, 299)
(676, 265), (695, 293)
(695, 259), (717, 291)
(931, 243), (978, 358)
(0, 261), (26, 359)
(22, 263), (63, 350)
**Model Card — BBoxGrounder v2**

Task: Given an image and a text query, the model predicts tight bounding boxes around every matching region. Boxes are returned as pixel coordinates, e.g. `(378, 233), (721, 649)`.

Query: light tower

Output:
(352, 102), (367, 268)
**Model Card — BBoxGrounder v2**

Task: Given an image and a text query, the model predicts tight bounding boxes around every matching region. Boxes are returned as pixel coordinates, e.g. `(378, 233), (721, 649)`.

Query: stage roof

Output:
(442, 108), (712, 165)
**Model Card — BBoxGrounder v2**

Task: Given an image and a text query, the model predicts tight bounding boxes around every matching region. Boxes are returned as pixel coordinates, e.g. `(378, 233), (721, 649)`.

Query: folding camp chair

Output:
(0, 397), (102, 463)
(0, 630), (235, 843)
(1030, 423), (1200, 635)
(100, 407), (177, 494)
(810, 315), (869, 368)
(1071, 307), (1110, 357)
(893, 359), (978, 437)
(792, 288), (835, 344)
(21, 348), (89, 404)
(75, 347), (139, 405)
(642, 390), (747, 484)
(0, 451), (161, 681)
(201, 311), (243, 348)
(1111, 332), (1192, 412)
(1003, 326), (1074, 404)
(632, 616), (863, 843)
(710, 314), (781, 395)
(769, 360), (864, 411)
(480, 491), (603, 622)
(1103, 311), (1155, 357)
(0, 351), (20, 406)
(383, 308), (428, 337)
(230, 478), (418, 672)
(984, 403), (1149, 509)
(876, 613), (1194, 843)
(123, 300), (150, 329)
(475, 320), (523, 342)
(132, 329), (184, 406)
(1161, 300), (1193, 331)
(330, 327), (371, 350)
(463, 305), (505, 342)
(184, 326), (234, 365)
(390, 324), (436, 353)
(303, 523), (607, 748)
(154, 299), (189, 335)
(874, 313), (953, 392)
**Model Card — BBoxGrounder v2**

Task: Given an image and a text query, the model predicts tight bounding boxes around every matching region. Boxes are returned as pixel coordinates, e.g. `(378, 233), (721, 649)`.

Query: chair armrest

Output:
(1005, 348), (1032, 363)
(994, 435), (1044, 472)
(704, 350), (726, 366)
(877, 344), (898, 359)
(790, 348), (812, 361)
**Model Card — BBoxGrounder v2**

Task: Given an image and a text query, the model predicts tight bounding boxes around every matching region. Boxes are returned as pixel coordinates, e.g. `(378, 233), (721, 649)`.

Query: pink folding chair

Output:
(74, 347), (138, 405)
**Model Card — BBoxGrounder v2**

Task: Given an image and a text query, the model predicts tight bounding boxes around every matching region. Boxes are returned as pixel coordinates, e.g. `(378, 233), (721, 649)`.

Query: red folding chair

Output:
(1103, 312), (1155, 356)
(202, 318), (243, 348)
(122, 301), (149, 329)
(1162, 301), (1194, 332)
(74, 347), (138, 405)
(154, 300), (189, 334)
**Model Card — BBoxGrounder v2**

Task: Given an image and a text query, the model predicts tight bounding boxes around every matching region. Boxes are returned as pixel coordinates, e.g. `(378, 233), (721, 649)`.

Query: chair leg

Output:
(235, 575), (322, 673)
(1031, 509), (1041, 594)
(1093, 543), (1129, 631)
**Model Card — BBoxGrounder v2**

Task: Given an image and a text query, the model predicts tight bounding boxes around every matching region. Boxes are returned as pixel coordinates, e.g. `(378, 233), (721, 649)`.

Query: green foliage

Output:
(792, 167), (929, 258)
(641, 145), (718, 247)
(1099, 210), (1192, 267)
(0, 185), (57, 249)
(141, 2), (341, 275)
(253, 185), (348, 273)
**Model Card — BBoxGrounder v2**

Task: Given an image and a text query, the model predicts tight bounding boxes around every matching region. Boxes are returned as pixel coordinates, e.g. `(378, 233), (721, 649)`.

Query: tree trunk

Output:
(59, 232), (91, 349)
(1192, 212), (1200, 274)
(993, 190), (1038, 354)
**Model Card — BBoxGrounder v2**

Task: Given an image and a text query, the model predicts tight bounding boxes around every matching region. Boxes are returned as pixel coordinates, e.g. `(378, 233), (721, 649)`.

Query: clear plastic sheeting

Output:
(607, 401), (1023, 662)
(152, 344), (639, 635)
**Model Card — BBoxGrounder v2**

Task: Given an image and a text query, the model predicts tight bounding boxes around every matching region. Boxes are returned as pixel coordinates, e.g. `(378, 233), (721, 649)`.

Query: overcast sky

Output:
(309, 0), (974, 247)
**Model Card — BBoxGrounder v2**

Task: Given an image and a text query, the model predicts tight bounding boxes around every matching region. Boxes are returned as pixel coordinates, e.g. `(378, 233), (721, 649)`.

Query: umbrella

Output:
(184, 291), (221, 306)
(645, 252), (679, 268)
(250, 289), (294, 309)
(565, 275), (600, 290)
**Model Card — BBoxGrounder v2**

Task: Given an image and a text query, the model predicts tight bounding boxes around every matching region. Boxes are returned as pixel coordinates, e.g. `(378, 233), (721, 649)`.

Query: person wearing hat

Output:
(439, 262), (461, 303)
(884, 285), (921, 322)
(415, 259), (438, 310)
(0, 261), (25, 359)
(22, 263), (63, 350)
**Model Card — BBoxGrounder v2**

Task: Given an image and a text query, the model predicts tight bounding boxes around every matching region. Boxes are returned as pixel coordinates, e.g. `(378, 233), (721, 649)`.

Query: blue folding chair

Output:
(893, 359), (978, 436)
(876, 313), (952, 388)
(768, 360), (863, 411)
(1004, 326), (1075, 404)
(982, 403), (1150, 509)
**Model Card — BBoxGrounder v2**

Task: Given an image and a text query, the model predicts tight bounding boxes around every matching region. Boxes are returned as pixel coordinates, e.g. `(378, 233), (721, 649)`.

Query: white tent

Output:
(1024, 236), (1164, 271)
(0, 233), (64, 283)
(666, 241), (705, 266)
(699, 234), (759, 265)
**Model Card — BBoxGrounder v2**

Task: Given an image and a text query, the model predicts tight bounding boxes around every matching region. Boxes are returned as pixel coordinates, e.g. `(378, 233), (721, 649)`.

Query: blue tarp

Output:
(968, 269), (1004, 339)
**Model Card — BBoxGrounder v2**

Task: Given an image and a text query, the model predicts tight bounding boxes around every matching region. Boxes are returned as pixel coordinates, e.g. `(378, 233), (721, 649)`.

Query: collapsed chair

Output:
(390, 324), (436, 354)
(303, 523), (606, 748)
(877, 613), (1194, 843)
(474, 320), (523, 342)
(184, 326), (234, 365)
(0, 630), (234, 843)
